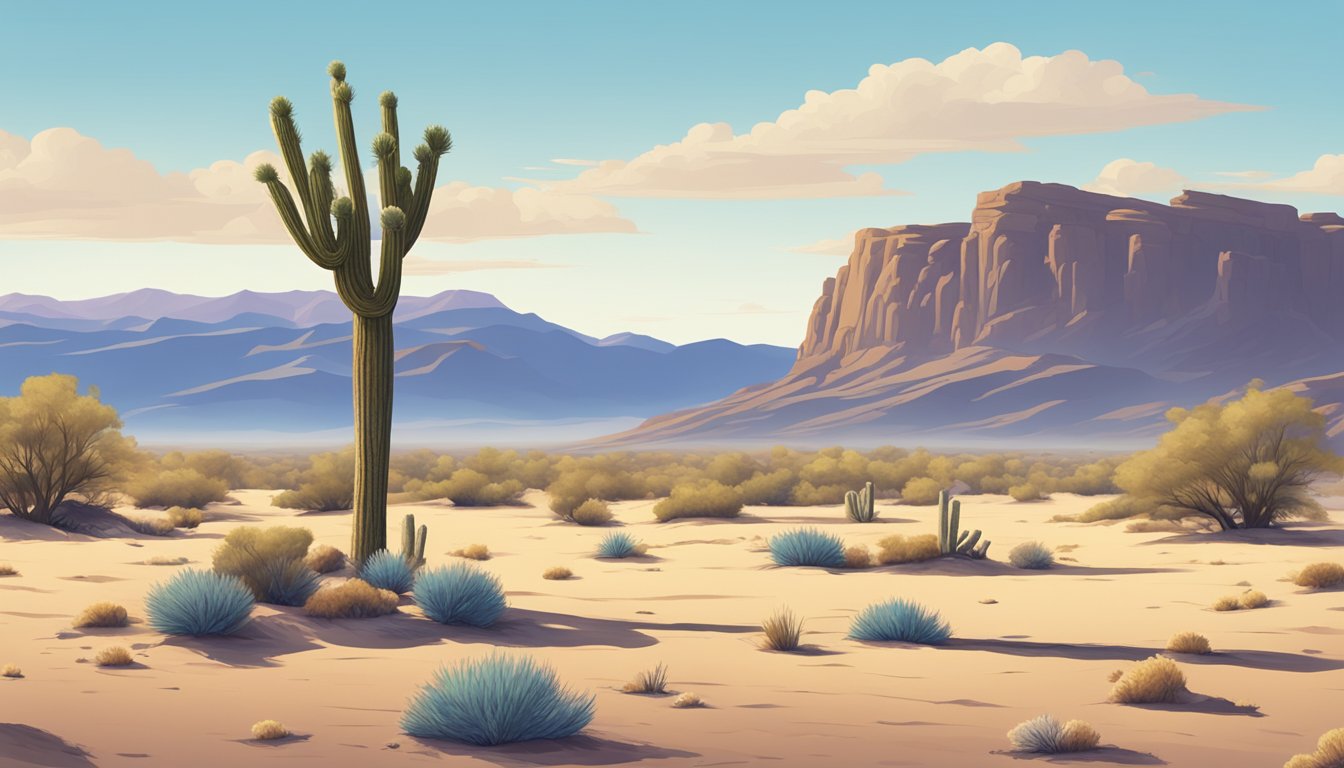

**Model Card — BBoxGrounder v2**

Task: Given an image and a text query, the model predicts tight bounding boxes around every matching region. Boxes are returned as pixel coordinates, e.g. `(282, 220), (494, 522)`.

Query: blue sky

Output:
(2, 1), (1341, 345)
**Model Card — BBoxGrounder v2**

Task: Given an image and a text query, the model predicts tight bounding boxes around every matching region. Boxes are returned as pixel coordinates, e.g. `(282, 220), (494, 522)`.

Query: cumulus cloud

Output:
(0, 127), (637, 243)
(1251, 154), (1344, 195)
(1083, 158), (1188, 198)
(526, 43), (1257, 199)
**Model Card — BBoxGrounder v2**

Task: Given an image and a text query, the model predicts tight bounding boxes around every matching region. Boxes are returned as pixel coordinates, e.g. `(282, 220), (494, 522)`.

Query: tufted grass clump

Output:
(1166, 631), (1212, 655)
(145, 555), (189, 566)
(849, 598), (951, 645)
(568, 499), (613, 526)
(165, 506), (204, 529)
(1284, 728), (1344, 768)
(1239, 590), (1269, 609)
(94, 646), (134, 667)
(542, 566), (573, 581)
(212, 525), (319, 605)
(671, 692), (703, 708)
(304, 579), (399, 619)
(1008, 541), (1054, 569)
(452, 544), (491, 561)
(251, 720), (290, 741)
(360, 549), (416, 594)
(761, 607), (803, 651)
(2, 664), (22, 678)
(622, 663), (668, 694)
(304, 544), (347, 574)
(596, 532), (646, 559)
(843, 545), (872, 569)
(769, 527), (846, 568)
(1293, 562), (1344, 590)
(145, 568), (254, 636)
(401, 653), (594, 745)
(875, 534), (941, 565)
(74, 602), (128, 629)
(0, 563), (15, 576)
(1007, 714), (1101, 754)
(413, 563), (506, 627)
(1109, 656), (1187, 704)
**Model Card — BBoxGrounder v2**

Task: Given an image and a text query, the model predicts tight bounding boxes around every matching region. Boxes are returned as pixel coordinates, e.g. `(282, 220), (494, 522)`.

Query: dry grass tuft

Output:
(304, 544), (347, 574)
(1239, 590), (1269, 609)
(671, 692), (704, 709)
(303, 579), (398, 619)
(2, 664), (22, 678)
(1109, 656), (1186, 704)
(128, 516), (177, 537)
(1107, 669), (1124, 683)
(542, 566), (573, 580)
(251, 720), (290, 740)
(1166, 631), (1212, 655)
(1293, 562), (1344, 590)
(1213, 595), (1243, 611)
(1058, 720), (1102, 752)
(0, 563), (17, 576)
(94, 647), (134, 667)
(452, 544), (491, 561)
(569, 498), (614, 526)
(74, 602), (128, 628)
(165, 506), (204, 529)
(843, 545), (872, 569)
(876, 533), (941, 565)
(623, 663), (668, 694)
(761, 607), (804, 652)
(1283, 727), (1344, 768)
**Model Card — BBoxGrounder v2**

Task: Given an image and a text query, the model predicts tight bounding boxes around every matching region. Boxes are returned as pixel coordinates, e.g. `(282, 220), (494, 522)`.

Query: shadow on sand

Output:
(868, 559), (1183, 578)
(0, 723), (97, 768)
(994, 747), (1166, 765)
(1144, 524), (1344, 548)
(940, 638), (1343, 673)
(406, 734), (699, 766)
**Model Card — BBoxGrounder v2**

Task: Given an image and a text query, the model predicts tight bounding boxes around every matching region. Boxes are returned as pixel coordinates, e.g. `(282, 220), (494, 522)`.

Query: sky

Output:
(2, 0), (1342, 346)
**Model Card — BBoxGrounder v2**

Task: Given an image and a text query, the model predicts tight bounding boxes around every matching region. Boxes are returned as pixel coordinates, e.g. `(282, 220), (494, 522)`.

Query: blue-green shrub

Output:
(596, 532), (644, 559)
(361, 549), (415, 594)
(769, 527), (846, 568)
(849, 598), (951, 644)
(145, 569), (254, 636)
(413, 563), (506, 627)
(1008, 541), (1054, 570)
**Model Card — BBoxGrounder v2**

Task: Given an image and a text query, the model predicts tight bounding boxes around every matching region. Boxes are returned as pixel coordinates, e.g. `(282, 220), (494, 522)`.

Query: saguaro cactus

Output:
(844, 481), (877, 522)
(401, 512), (428, 568)
(254, 61), (451, 564)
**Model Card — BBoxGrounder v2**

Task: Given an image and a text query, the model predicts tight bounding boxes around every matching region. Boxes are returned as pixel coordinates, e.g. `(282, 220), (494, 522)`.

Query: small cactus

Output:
(938, 490), (989, 559)
(400, 513), (427, 569)
(844, 481), (877, 523)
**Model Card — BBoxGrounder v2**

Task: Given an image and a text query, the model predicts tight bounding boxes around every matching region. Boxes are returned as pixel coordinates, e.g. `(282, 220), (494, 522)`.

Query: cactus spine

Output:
(844, 481), (877, 522)
(400, 513), (427, 568)
(937, 490), (990, 559)
(255, 62), (451, 565)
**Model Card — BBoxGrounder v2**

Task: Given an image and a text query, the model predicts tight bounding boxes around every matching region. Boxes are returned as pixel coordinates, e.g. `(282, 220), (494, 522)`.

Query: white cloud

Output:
(527, 43), (1257, 200)
(0, 128), (637, 243)
(788, 234), (856, 256)
(1083, 158), (1188, 198)
(1253, 154), (1344, 195)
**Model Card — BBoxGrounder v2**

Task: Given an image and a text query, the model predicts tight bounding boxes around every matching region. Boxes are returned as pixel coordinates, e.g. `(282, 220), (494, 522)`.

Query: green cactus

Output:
(255, 62), (452, 565)
(844, 481), (877, 522)
(937, 490), (989, 559)
(400, 513), (428, 568)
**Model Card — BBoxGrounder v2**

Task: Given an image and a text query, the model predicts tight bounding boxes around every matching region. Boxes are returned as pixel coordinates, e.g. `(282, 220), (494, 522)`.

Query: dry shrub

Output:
(876, 534), (940, 565)
(1008, 483), (1046, 502)
(1283, 728), (1344, 768)
(1109, 656), (1186, 703)
(304, 544), (347, 574)
(251, 720), (290, 740)
(843, 545), (872, 569)
(1239, 590), (1269, 609)
(303, 579), (398, 619)
(2, 664), (22, 678)
(1107, 669), (1124, 683)
(671, 692), (704, 709)
(568, 499), (613, 526)
(1213, 595), (1243, 612)
(542, 566), (573, 581)
(761, 608), (803, 652)
(1058, 720), (1102, 752)
(452, 544), (491, 561)
(128, 468), (229, 509)
(213, 525), (315, 602)
(652, 482), (743, 522)
(74, 602), (128, 628)
(0, 563), (16, 576)
(623, 663), (668, 694)
(1007, 714), (1101, 754)
(165, 506), (204, 529)
(1293, 562), (1344, 590)
(145, 555), (188, 566)
(899, 477), (942, 505)
(94, 646), (133, 667)
(127, 516), (177, 536)
(1166, 631), (1212, 655)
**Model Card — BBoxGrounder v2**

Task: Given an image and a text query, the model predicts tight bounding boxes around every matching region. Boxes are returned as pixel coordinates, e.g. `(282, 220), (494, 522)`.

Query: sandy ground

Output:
(1, 490), (1342, 768)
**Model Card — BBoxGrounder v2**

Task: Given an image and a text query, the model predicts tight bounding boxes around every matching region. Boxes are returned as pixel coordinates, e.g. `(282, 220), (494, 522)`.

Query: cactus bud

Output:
(269, 96), (294, 119)
(327, 60), (346, 82)
(379, 90), (398, 109)
(331, 196), (354, 218)
(371, 132), (397, 159)
(309, 150), (332, 174)
(253, 163), (279, 183)
(423, 125), (452, 156)
(380, 206), (406, 231)
(396, 166), (412, 186)
(333, 83), (354, 104)
(412, 144), (432, 164)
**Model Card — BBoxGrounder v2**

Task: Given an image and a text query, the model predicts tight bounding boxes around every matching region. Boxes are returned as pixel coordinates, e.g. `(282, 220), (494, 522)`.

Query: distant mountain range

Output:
(0, 289), (794, 446)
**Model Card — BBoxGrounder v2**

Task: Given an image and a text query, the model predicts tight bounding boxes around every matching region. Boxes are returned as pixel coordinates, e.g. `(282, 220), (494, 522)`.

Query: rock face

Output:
(600, 182), (1344, 447)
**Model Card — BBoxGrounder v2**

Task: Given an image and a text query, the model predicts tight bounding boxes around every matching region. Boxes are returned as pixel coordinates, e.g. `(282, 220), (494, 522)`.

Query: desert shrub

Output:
(413, 563), (506, 627)
(899, 477), (943, 505)
(875, 534), (941, 565)
(671, 692), (703, 708)
(1062, 495), (1157, 524)
(0, 563), (15, 576)
(849, 598), (951, 644)
(128, 468), (229, 509)
(789, 480), (850, 506)
(74, 601), (128, 628)
(735, 469), (796, 506)
(144, 555), (188, 566)
(1284, 728), (1344, 768)
(843, 545), (872, 569)
(94, 646), (133, 667)
(1239, 590), (1269, 609)
(769, 528), (846, 568)
(2, 664), (21, 678)
(126, 515), (177, 536)
(1293, 562), (1344, 590)
(419, 469), (525, 507)
(304, 579), (399, 619)
(542, 566), (572, 580)
(212, 525), (318, 605)
(652, 481), (743, 522)
(567, 499), (613, 526)
(1213, 595), (1243, 611)
(146, 569), (254, 636)
(761, 608), (803, 651)
(304, 544), (347, 574)
(165, 506), (204, 529)
(271, 449), (354, 511)
(622, 663), (668, 694)
(1166, 631), (1212, 654)
(452, 544), (491, 561)
(596, 532), (646, 559)
(401, 653), (594, 745)
(360, 550), (416, 594)
(1009, 483), (1046, 502)
(1109, 656), (1186, 703)
(1007, 714), (1101, 754)
(1009, 541), (1054, 569)
(251, 720), (290, 740)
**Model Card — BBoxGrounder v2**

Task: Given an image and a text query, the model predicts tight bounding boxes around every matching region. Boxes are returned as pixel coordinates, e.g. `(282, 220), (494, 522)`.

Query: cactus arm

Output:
(404, 126), (451, 251)
(956, 529), (970, 547)
(401, 513), (415, 560)
(256, 174), (340, 269)
(844, 490), (859, 521)
(938, 490), (949, 553)
(370, 208), (406, 313)
(949, 499), (961, 547)
(415, 524), (427, 567)
(957, 529), (982, 555)
(306, 151), (337, 251)
(328, 65), (372, 277)
(972, 540), (991, 559)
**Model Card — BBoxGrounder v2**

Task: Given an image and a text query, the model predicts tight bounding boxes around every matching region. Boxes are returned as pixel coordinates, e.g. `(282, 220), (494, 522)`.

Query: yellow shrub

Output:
(94, 646), (133, 667)
(1293, 562), (1344, 590)
(1058, 720), (1102, 752)
(452, 544), (491, 561)
(652, 482), (743, 522)
(165, 506), (204, 529)
(1212, 595), (1242, 612)
(899, 477), (943, 505)
(1166, 631), (1212, 655)
(2, 664), (22, 678)
(671, 692), (704, 708)
(74, 602), (128, 628)
(542, 566), (573, 580)
(303, 579), (398, 619)
(1239, 590), (1269, 609)
(251, 720), (290, 740)
(843, 546), (872, 569)
(1283, 728), (1344, 768)
(569, 498), (613, 526)
(876, 534), (941, 565)
(1109, 656), (1186, 703)
(304, 544), (347, 574)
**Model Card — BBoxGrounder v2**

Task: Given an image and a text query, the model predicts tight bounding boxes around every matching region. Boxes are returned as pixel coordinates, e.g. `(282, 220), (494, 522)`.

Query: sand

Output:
(1, 490), (1342, 768)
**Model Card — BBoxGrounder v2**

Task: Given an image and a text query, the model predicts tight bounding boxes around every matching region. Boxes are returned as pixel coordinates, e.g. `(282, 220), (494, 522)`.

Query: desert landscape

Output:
(2, 482), (1343, 767)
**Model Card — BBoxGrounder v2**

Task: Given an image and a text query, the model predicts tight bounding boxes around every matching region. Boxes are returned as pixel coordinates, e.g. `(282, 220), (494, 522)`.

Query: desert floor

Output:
(1, 490), (1342, 768)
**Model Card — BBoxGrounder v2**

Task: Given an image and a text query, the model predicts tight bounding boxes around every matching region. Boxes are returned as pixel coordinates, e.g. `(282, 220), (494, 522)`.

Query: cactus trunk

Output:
(350, 312), (395, 564)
